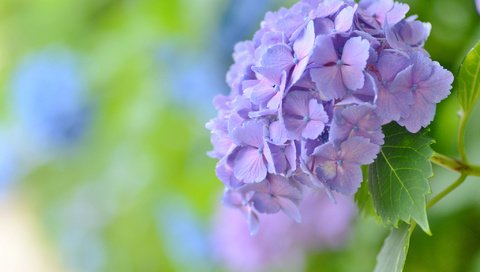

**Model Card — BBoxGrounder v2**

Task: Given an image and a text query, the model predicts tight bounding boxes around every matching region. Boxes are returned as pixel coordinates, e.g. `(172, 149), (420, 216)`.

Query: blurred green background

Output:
(0, 0), (479, 271)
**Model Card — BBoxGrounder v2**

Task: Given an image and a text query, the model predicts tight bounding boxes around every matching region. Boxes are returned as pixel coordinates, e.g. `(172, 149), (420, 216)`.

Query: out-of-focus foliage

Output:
(0, 0), (478, 271)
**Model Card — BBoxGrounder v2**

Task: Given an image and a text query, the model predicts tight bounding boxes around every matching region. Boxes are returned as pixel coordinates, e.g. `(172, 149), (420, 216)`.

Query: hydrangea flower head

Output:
(207, 0), (453, 233)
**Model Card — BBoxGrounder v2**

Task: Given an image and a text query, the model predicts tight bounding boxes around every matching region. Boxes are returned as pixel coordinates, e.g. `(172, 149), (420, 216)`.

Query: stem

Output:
(430, 152), (480, 176)
(427, 174), (468, 209)
(408, 221), (417, 236)
(458, 112), (469, 163)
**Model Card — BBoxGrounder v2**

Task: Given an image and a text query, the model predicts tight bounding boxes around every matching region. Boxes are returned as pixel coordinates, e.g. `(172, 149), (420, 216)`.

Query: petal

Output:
(249, 81), (276, 106)
(315, 160), (338, 181)
(278, 197), (302, 223)
(398, 95), (436, 133)
(340, 136), (380, 164)
(386, 2), (409, 25)
(348, 106), (384, 145)
(334, 6), (354, 32)
(285, 142), (297, 175)
(411, 52), (435, 83)
(251, 193), (281, 214)
(269, 120), (289, 145)
(341, 37), (370, 68)
(360, 0), (393, 25)
(330, 122), (353, 144)
(311, 66), (347, 99)
(311, 35), (338, 65)
(293, 20), (315, 60)
(390, 65), (414, 94)
(266, 91), (283, 110)
(337, 72), (377, 105)
(232, 120), (265, 148)
(339, 104), (371, 123)
(315, 18), (335, 35)
(283, 117), (306, 139)
(264, 142), (288, 174)
(233, 147), (267, 183)
(312, 141), (337, 161)
(283, 91), (311, 117)
(418, 62), (453, 104)
(315, 0), (344, 17)
(385, 18), (431, 50)
(222, 189), (244, 208)
(303, 120), (325, 140)
(251, 66), (282, 83)
(246, 209), (260, 236)
(269, 175), (302, 200)
(328, 162), (362, 195)
(216, 162), (243, 188)
(377, 50), (410, 82)
(375, 83), (414, 123)
(260, 44), (294, 71)
(341, 65), (365, 91)
(291, 56), (310, 85)
(309, 99), (329, 122)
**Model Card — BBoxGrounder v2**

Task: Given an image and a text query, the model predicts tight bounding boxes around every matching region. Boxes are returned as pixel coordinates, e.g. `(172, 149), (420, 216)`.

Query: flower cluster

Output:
(206, 0), (453, 233)
(212, 190), (356, 272)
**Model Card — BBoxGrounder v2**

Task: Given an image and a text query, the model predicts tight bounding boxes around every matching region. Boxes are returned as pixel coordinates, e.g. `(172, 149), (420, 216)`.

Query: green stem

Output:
(408, 221), (417, 236)
(430, 152), (480, 176)
(427, 174), (468, 209)
(458, 112), (469, 163)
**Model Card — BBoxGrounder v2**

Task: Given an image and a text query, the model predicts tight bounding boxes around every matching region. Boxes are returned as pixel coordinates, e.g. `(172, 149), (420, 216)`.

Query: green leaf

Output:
(355, 166), (378, 218)
(457, 40), (480, 116)
(368, 123), (433, 233)
(374, 223), (412, 272)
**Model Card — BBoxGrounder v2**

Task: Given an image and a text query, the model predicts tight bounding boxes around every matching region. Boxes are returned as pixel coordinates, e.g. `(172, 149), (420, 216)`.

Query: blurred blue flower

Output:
(157, 44), (223, 118)
(156, 197), (213, 271)
(157, 0), (278, 119)
(11, 47), (91, 150)
(217, 0), (277, 61)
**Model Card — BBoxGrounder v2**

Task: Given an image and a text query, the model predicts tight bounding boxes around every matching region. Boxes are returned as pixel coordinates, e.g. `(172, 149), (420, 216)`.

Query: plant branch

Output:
(458, 112), (469, 163)
(427, 174), (468, 209)
(430, 152), (480, 176)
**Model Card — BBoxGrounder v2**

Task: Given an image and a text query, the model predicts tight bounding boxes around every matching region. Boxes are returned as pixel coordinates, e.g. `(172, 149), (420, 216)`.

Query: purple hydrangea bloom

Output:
(309, 137), (379, 194)
(385, 16), (431, 51)
(310, 35), (370, 99)
(282, 91), (329, 140)
(207, 0), (453, 233)
(395, 52), (454, 132)
(240, 175), (303, 223)
(212, 190), (356, 272)
(330, 104), (384, 145)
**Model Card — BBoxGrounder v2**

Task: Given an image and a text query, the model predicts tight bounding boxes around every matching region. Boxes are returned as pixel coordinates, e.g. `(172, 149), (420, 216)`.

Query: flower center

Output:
(337, 159), (344, 167)
(411, 83), (418, 92)
(293, 54), (300, 65)
(272, 84), (280, 92)
(382, 79), (388, 87)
